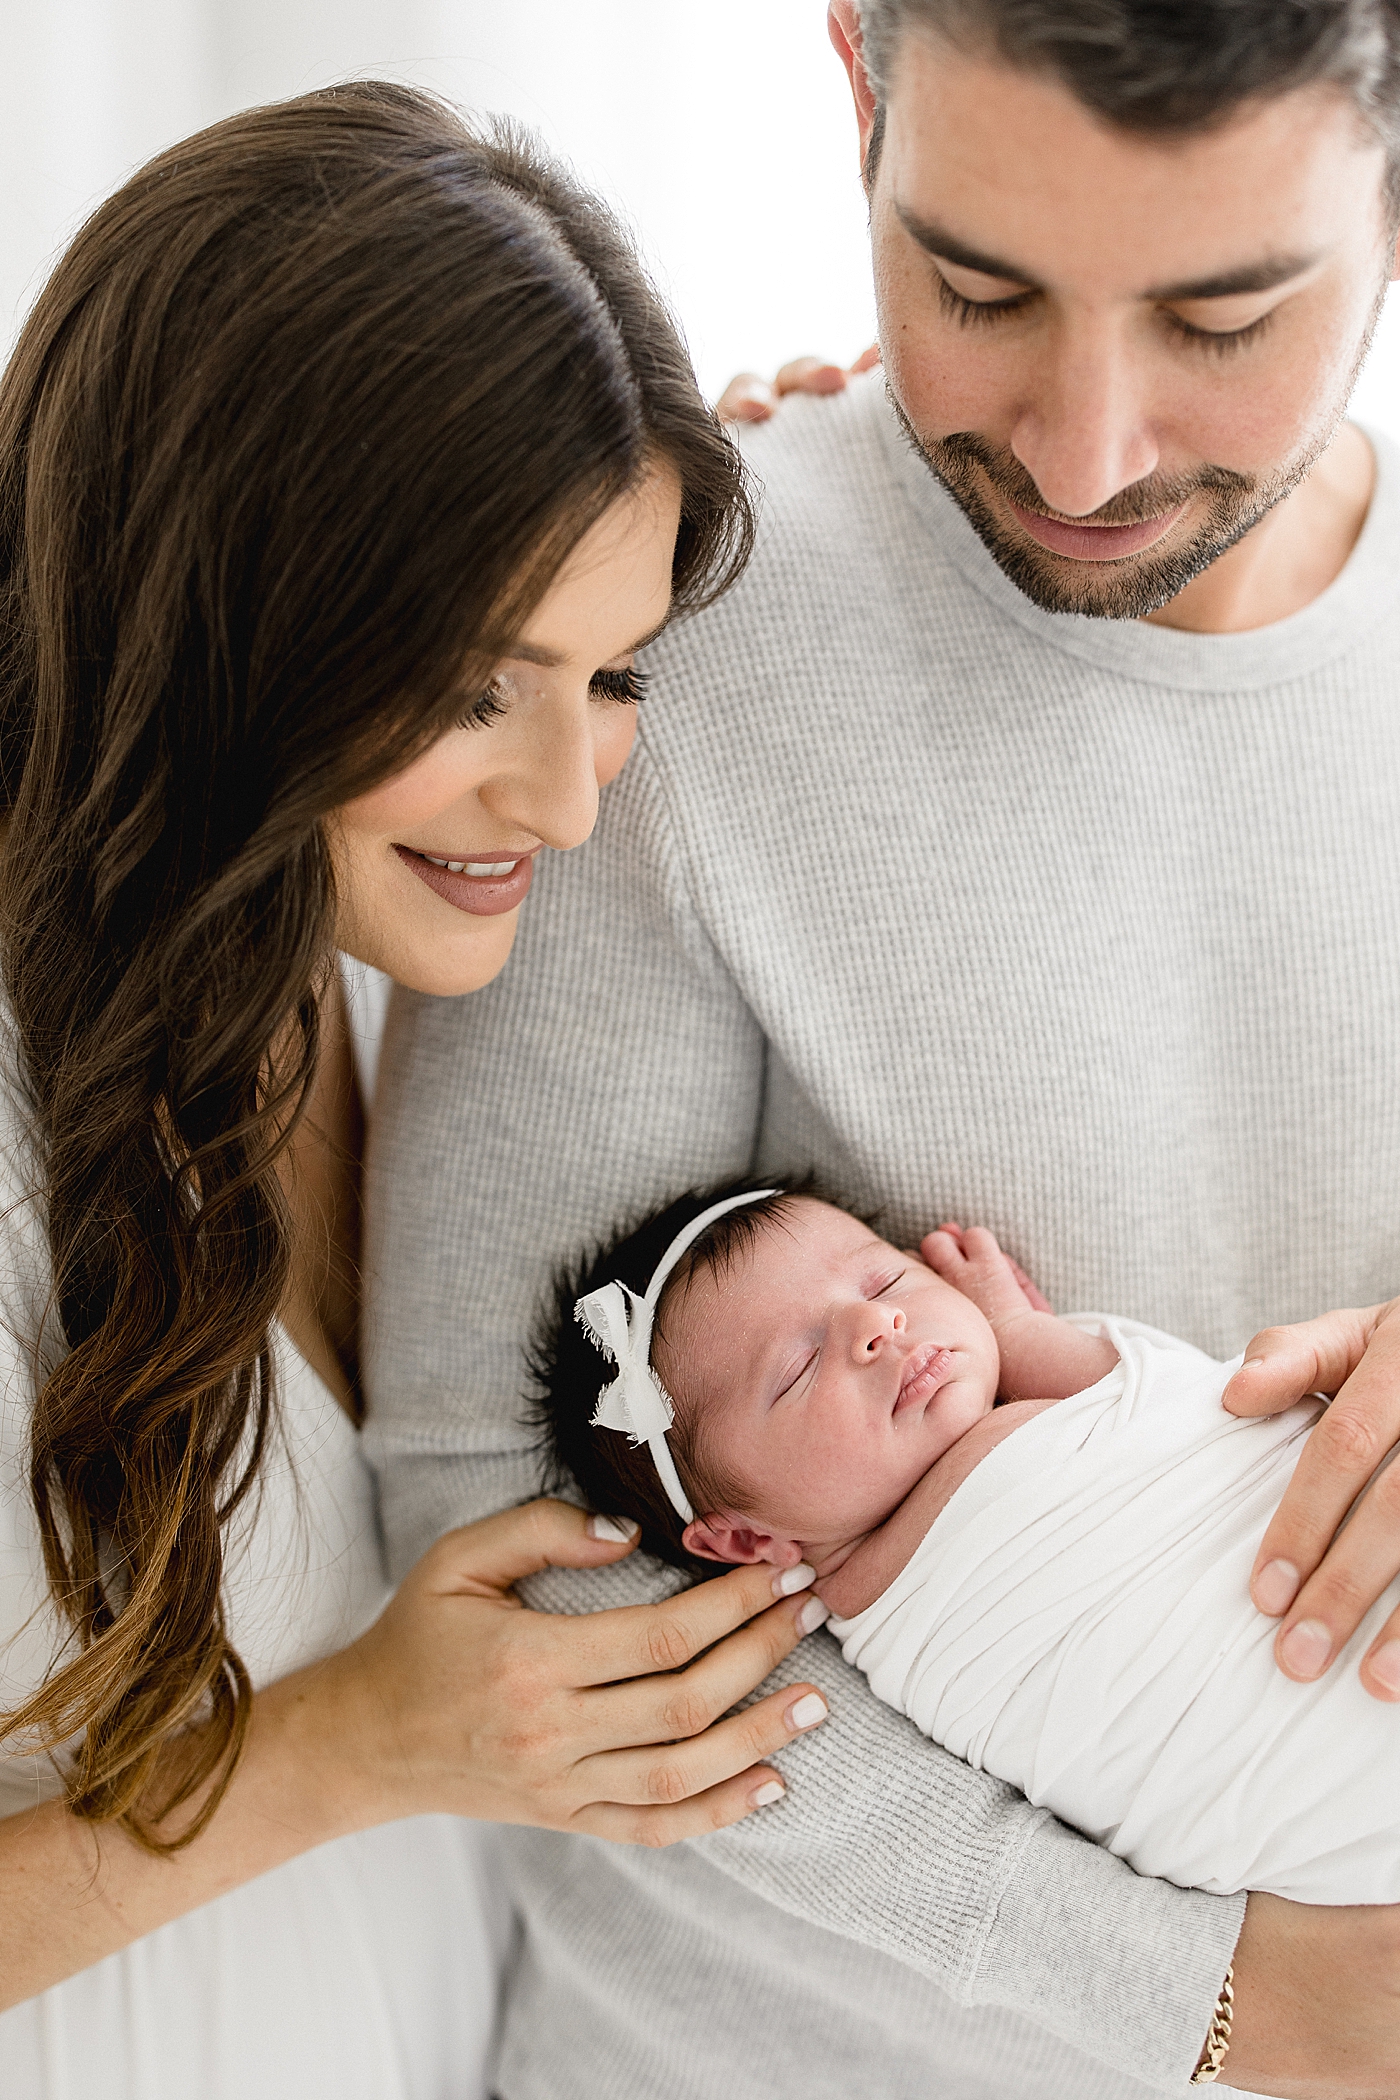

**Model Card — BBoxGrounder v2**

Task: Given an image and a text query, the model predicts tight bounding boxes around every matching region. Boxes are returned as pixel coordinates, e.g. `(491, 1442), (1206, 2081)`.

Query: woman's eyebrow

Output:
(510, 615), (671, 672)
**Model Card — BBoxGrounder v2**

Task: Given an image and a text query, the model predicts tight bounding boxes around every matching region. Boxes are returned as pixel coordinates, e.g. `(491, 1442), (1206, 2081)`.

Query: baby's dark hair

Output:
(528, 1172), (858, 1572)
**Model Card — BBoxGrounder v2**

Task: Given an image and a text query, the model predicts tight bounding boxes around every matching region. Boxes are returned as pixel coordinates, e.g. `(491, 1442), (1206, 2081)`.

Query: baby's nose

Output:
(856, 1306), (906, 1357)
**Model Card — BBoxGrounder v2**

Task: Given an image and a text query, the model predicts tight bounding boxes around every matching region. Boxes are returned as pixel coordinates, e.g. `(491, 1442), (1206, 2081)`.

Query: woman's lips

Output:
(394, 844), (536, 917)
(895, 1344), (954, 1416)
(1007, 497), (1188, 563)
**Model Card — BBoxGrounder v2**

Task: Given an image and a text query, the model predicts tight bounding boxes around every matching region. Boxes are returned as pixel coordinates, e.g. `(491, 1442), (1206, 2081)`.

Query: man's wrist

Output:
(1190, 1964), (1235, 2084)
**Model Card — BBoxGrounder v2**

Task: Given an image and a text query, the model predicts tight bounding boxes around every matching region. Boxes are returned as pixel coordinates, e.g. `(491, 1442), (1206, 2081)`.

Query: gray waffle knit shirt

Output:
(362, 372), (1400, 2100)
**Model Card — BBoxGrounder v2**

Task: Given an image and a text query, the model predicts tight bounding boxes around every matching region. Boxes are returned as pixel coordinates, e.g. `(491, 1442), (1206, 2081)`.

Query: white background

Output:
(2, 0), (1396, 424)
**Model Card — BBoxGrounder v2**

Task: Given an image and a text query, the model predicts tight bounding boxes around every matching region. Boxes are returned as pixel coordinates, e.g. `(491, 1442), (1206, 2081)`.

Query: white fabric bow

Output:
(576, 1281), (694, 1522)
(574, 1187), (779, 1527)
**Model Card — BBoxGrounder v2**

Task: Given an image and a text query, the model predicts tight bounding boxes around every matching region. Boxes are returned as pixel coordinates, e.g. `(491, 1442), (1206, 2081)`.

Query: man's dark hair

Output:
(527, 1174), (860, 1573)
(858, 0), (1400, 170)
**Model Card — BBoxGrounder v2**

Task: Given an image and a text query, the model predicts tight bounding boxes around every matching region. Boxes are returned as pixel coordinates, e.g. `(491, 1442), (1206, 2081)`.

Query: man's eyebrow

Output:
(896, 203), (1321, 305)
(896, 205), (1040, 287)
(508, 614), (671, 671)
(1140, 254), (1321, 301)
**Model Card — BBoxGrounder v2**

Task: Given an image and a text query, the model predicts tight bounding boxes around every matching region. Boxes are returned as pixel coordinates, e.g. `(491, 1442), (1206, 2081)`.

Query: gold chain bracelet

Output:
(1189, 1964), (1235, 2086)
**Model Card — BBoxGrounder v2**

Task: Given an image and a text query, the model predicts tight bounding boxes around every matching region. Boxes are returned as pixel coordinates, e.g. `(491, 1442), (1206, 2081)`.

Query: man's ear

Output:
(828, 2), (880, 164)
(682, 1513), (803, 1568)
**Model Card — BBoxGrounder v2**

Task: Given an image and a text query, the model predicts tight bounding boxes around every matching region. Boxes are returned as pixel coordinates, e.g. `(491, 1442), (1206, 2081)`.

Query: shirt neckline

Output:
(870, 379), (1398, 693)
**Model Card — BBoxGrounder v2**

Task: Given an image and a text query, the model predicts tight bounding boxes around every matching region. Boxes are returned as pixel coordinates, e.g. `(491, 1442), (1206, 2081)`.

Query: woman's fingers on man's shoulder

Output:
(715, 345), (881, 423)
(715, 371), (776, 422)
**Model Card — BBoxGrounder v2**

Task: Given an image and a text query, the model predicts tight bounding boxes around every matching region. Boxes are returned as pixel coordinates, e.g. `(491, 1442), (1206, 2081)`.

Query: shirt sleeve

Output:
(361, 734), (1243, 2095)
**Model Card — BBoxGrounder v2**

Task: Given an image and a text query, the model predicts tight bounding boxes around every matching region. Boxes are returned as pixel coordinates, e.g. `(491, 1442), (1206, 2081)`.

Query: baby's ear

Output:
(682, 1514), (797, 1567)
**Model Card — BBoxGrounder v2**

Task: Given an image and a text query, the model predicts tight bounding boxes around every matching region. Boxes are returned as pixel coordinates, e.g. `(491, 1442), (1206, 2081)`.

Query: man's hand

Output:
(1222, 1300), (1400, 1699)
(1221, 1892), (1400, 2096)
(715, 345), (880, 423)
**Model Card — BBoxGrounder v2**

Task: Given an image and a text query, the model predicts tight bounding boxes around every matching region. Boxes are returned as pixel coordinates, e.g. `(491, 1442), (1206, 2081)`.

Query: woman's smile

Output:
(394, 842), (538, 916)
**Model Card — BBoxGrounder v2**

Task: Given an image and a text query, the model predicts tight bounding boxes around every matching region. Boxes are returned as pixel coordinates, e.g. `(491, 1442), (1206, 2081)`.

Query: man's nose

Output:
(1009, 321), (1159, 518)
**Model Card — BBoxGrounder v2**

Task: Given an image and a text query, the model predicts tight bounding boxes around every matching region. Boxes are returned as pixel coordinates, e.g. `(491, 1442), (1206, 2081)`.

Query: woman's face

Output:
(333, 464), (681, 996)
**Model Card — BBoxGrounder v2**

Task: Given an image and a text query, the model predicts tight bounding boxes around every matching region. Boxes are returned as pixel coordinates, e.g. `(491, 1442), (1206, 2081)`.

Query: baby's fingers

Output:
(921, 1227), (967, 1278)
(1006, 1257), (1053, 1314)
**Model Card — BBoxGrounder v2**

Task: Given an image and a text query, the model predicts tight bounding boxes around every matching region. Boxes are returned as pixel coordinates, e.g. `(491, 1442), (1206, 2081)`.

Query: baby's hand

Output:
(924, 1226), (1116, 1403)
(921, 1224), (1052, 1325)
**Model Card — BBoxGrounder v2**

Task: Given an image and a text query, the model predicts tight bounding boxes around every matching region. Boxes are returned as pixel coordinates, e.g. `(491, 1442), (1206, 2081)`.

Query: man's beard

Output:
(893, 404), (1317, 621)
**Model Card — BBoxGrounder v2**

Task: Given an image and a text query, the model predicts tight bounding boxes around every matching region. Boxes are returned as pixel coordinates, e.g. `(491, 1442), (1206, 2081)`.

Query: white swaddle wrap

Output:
(831, 1315), (1400, 1902)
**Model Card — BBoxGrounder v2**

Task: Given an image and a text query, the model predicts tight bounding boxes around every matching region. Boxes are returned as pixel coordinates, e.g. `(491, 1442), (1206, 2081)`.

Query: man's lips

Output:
(1007, 497), (1189, 563)
(394, 844), (537, 918)
(894, 1343), (954, 1416)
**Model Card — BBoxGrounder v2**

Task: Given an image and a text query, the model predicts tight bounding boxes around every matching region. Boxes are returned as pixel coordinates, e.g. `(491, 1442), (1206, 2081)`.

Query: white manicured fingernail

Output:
(795, 1596), (830, 1635)
(588, 1514), (639, 1543)
(786, 1692), (828, 1732)
(1370, 1642), (1400, 1696)
(1279, 1618), (1331, 1679)
(751, 1777), (786, 1807)
(773, 1563), (816, 1597)
(1254, 1559), (1299, 1615)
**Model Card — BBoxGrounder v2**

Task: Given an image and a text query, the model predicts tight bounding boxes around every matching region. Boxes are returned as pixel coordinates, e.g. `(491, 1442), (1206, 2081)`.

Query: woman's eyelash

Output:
(457, 663), (649, 732)
(459, 683), (507, 730)
(590, 665), (649, 706)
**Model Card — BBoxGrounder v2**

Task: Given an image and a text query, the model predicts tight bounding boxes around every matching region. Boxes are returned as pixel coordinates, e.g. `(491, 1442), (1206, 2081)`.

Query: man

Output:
(364, 4), (1400, 2093)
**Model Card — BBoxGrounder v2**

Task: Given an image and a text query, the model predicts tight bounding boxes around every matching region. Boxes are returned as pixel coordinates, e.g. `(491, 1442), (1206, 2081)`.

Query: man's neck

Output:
(1145, 421), (1375, 636)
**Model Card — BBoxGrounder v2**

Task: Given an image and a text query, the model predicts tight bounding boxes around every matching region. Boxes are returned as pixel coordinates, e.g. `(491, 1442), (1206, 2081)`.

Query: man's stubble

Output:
(889, 276), (1388, 621)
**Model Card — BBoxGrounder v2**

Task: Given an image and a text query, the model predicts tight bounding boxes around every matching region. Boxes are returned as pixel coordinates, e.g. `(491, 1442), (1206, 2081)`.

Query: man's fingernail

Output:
(587, 1514), (639, 1543)
(786, 1692), (829, 1732)
(1370, 1641), (1400, 1696)
(751, 1776), (786, 1807)
(1254, 1559), (1300, 1615)
(794, 1596), (831, 1635)
(1240, 1357), (1265, 1371)
(773, 1563), (816, 1597)
(1279, 1618), (1331, 1679)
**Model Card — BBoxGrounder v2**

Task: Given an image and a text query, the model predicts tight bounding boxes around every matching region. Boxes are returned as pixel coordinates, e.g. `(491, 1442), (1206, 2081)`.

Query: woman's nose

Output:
(482, 688), (621, 852)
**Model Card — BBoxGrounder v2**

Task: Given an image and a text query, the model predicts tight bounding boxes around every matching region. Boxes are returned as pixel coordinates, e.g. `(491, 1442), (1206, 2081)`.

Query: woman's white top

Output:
(0, 1007), (504, 2099)
(833, 1315), (1400, 1904)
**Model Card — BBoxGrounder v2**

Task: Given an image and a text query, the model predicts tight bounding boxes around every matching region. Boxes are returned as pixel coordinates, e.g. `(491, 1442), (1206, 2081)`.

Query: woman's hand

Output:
(1222, 1299), (1400, 1699)
(0, 1498), (827, 2010)
(715, 346), (880, 424)
(296, 1497), (831, 1843)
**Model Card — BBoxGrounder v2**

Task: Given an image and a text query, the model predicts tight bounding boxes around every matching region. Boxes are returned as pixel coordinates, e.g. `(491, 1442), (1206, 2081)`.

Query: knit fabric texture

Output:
(363, 372), (1400, 2100)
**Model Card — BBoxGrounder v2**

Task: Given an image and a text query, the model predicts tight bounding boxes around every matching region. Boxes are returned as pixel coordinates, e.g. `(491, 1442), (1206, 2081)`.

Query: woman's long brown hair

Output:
(0, 81), (751, 1850)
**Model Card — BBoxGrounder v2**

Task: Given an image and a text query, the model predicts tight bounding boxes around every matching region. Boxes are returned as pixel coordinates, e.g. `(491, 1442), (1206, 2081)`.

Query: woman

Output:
(0, 83), (830, 2095)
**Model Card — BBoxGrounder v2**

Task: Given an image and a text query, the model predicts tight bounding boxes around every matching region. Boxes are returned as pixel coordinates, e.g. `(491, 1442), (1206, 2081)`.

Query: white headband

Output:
(575, 1188), (780, 1524)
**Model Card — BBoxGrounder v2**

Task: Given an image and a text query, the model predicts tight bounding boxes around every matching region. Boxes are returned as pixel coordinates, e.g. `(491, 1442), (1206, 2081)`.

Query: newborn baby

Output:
(533, 1179), (1400, 1904)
